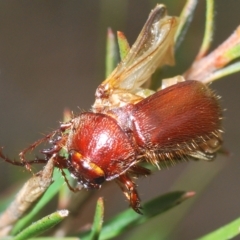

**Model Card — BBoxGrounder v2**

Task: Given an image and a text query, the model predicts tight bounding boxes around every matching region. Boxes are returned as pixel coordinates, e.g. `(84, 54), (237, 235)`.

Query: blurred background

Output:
(0, 0), (239, 239)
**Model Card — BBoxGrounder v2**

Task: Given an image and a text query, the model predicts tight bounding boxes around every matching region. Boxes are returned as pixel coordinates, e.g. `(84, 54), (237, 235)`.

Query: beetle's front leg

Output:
(116, 174), (142, 214)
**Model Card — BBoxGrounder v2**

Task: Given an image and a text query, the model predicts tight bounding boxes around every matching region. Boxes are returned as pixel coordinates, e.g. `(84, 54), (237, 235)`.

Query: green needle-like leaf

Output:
(88, 197), (104, 240)
(197, 217), (240, 240)
(105, 28), (118, 78)
(223, 42), (240, 61)
(117, 31), (130, 60)
(205, 61), (240, 82)
(13, 210), (69, 240)
(175, 0), (198, 50)
(28, 238), (79, 240)
(79, 191), (194, 240)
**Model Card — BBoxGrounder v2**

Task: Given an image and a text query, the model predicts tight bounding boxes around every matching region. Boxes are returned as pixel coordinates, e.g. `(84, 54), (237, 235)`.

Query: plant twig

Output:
(0, 157), (54, 237)
(184, 26), (240, 82)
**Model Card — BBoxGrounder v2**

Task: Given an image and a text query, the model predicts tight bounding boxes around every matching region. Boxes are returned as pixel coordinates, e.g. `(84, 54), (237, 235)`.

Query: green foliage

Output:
(0, 1), (240, 239)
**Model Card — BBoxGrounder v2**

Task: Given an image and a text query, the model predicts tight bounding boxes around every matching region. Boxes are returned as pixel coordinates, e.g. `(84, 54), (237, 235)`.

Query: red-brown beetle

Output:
(0, 5), (222, 214)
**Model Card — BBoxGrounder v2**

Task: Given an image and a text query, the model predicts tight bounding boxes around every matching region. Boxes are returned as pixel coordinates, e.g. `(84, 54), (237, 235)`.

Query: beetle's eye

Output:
(70, 150), (105, 186)
(94, 176), (105, 184)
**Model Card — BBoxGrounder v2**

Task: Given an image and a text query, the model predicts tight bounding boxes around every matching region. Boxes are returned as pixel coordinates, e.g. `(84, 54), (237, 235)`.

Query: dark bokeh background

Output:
(0, 1), (239, 239)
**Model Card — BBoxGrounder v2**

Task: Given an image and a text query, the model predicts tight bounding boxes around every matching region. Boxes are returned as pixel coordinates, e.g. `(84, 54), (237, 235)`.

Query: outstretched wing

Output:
(93, 4), (178, 112)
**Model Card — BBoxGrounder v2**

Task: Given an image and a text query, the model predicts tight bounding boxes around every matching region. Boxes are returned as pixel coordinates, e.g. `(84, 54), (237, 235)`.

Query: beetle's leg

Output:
(41, 145), (62, 156)
(19, 130), (59, 172)
(0, 148), (47, 167)
(18, 121), (73, 171)
(128, 165), (151, 177)
(41, 132), (68, 156)
(116, 174), (142, 214)
(58, 167), (82, 192)
(0, 121), (72, 172)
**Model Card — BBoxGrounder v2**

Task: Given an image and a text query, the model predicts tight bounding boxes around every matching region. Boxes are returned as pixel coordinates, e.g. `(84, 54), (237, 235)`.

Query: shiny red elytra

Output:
(0, 5), (222, 214)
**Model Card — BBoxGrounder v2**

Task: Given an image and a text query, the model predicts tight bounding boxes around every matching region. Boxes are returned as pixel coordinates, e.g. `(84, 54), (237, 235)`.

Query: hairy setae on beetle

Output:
(0, 4), (222, 214)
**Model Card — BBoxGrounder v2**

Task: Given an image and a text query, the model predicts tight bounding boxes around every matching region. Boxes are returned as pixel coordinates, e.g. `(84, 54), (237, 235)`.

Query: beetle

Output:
(0, 4), (222, 214)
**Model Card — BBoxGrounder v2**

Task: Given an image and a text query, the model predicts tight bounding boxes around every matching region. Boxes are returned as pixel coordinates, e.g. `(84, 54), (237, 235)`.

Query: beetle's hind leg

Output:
(116, 173), (142, 214)
(116, 165), (151, 214)
(128, 164), (151, 177)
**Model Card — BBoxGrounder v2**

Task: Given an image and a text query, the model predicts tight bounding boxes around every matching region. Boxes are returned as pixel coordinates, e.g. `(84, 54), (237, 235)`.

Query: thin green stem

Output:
(196, 0), (215, 59)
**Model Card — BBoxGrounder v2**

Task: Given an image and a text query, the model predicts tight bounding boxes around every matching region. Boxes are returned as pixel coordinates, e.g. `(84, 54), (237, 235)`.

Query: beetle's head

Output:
(68, 150), (106, 189)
